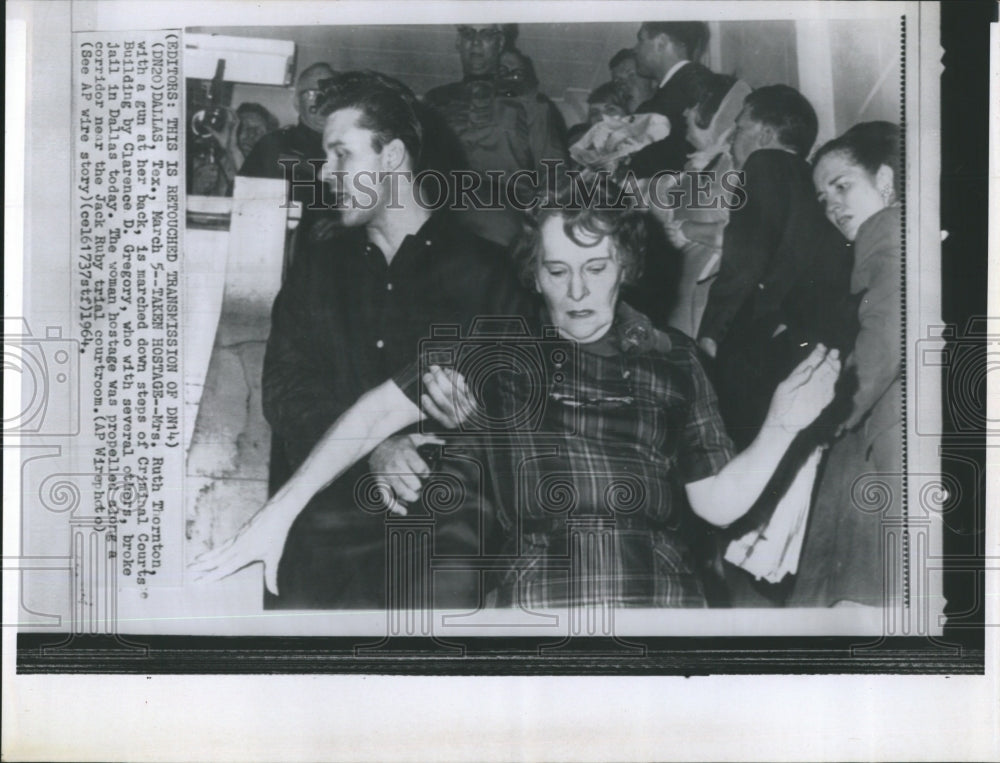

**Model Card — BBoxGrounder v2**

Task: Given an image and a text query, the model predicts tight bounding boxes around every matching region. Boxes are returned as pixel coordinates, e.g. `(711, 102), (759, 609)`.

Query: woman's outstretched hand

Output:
(765, 344), (842, 434)
(419, 365), (476, 429)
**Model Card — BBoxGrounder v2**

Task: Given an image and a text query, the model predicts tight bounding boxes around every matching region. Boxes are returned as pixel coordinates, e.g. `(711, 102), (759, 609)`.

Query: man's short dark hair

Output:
(743, 85), (819, 158)
(638, 21), (710, 61)
(512, 182), (647, 289)
(608, 48), (637, 70)
(317, 70), (423, 166)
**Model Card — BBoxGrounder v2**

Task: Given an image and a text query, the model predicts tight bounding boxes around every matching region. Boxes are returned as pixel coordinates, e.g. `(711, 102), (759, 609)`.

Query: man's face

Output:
(322, 107), (390, 228)
(456, 25), (504, 78)
(499, 51), (528, 81)
(535, 216), (623, 344)
(729, 106), (767, 169)
(611, 57), (655, 111)
(296, 67), (335, 132)
(633, 29), (659, 78)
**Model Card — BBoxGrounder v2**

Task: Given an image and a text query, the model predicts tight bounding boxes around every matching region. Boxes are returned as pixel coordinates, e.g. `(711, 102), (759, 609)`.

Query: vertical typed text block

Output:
(73, 31), (184, 601)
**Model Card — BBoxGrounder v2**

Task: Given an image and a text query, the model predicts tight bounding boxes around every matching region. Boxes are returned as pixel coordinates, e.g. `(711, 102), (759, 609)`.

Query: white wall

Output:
(192, 20), (903, 150)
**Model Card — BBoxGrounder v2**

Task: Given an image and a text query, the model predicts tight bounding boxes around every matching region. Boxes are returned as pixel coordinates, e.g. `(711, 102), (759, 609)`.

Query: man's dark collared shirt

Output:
(263, 212), (525, 471)
(262, 212), (526, 609)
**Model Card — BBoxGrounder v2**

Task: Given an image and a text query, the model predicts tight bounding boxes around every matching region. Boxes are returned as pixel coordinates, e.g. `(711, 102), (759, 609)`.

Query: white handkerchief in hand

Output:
(724, 447), (823, 584)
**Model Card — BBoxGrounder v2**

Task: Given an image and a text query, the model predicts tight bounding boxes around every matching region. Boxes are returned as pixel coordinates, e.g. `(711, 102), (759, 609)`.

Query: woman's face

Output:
(813, 150), (892, 241)
(534, 216), (623, 344)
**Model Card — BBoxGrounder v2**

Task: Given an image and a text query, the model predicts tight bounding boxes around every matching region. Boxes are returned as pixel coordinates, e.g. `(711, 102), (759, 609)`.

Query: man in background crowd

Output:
(261, 71), (526, 609)
(235, 102), (280, 159)
(424, 24), (568, 246)
(608, 48), (656, 114)
(696, 85), (856, 608)
(240, 61), (340, 244)
(628, 21), (713, 177)
(697, 84), (854, 450)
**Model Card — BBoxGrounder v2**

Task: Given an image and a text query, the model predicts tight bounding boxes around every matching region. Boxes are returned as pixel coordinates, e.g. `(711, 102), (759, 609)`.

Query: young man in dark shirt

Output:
(259, 71), (526, 609)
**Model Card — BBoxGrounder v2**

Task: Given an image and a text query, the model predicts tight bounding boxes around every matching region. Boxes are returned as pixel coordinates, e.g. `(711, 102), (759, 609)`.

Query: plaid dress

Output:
(485, 304), (734, 608)
(398, 302), (734, 608)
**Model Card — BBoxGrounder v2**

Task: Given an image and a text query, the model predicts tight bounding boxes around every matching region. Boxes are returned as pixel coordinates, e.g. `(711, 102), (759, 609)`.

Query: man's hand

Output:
(368, 433), (446, 514)
(420, 365), (476, 429)
(764, 344), (842, 434)
(188, 496), (298, 595)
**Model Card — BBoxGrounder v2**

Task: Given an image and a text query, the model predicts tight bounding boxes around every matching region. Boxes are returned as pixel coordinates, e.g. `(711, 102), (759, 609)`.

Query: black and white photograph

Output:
(3, 1), (995, 760)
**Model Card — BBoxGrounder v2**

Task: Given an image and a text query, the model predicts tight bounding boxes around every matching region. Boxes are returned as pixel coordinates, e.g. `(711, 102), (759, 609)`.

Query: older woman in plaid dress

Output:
(193, 186), (842, 609)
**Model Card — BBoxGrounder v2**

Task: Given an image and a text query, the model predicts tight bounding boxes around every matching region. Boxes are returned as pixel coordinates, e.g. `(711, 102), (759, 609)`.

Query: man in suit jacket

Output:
(628, 21), (714, 177)
(698, 85), (855, 449)
(613, 23), (713, 330)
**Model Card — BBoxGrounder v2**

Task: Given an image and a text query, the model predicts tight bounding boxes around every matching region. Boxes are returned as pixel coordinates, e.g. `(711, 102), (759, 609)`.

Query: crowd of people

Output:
(190, 22), (904, 612)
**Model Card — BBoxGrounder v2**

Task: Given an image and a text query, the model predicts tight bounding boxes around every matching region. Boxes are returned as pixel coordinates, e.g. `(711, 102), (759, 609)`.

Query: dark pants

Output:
(265, 452), (492, 610)
(711, 326), (802, 450)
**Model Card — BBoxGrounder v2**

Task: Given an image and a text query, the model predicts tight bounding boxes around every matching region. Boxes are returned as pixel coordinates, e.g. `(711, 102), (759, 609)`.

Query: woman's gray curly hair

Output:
(511, 181), (648, 289)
